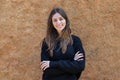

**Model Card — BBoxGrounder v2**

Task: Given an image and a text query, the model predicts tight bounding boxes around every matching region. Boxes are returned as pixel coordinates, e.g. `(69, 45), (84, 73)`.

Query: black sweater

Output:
(41, 35), (85, 80)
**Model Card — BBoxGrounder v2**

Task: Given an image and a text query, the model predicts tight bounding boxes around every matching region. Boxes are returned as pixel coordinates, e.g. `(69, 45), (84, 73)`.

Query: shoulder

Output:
(71, 34), (83, 46)
(41, 38), (45, 45)
(71, 35), (81, 41)
(41, 38), (48, 47)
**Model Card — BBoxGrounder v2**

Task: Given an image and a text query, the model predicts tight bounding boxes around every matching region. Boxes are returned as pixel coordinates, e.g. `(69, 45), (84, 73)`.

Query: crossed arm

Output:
(40, 51), (84, 71)
(40, 36), (85, 75)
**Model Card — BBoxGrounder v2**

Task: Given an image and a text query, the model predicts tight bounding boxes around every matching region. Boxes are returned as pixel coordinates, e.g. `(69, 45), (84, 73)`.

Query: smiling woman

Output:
(40, 7), (85, 80)
(52, 13), (66, 34)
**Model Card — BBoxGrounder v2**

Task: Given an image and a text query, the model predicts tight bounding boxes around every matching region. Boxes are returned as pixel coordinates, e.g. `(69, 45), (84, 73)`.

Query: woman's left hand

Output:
(74, 51), (84, 61)
(40, 61), (50, 71)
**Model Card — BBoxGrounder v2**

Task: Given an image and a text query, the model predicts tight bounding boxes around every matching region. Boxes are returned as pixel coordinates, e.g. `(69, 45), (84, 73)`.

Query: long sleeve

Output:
(40, 39), (66, 75)
(50, 35), (85, 74)
(50, 60), (85, 74)
(41, 40), (50, 61)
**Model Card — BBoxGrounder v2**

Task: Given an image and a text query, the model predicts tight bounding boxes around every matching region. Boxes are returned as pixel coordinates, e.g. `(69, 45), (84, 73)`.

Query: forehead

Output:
(52, 13), (63, 19)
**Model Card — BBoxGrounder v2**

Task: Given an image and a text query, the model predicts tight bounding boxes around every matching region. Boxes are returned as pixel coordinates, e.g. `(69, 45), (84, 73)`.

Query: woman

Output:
(40, 7), (85, 80)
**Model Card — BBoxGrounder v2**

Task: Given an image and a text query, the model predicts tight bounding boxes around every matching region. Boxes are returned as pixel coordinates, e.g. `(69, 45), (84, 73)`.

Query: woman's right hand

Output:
(40, 61), (50, 71)
(74, 51), (84, 61)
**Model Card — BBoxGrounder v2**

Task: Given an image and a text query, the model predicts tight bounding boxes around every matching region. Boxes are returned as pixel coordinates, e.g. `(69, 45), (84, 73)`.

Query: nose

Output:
(57, 20), (61, 25)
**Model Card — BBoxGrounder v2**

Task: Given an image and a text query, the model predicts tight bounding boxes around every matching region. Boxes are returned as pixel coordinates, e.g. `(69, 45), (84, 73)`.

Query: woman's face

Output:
(52, 13), (66, 34)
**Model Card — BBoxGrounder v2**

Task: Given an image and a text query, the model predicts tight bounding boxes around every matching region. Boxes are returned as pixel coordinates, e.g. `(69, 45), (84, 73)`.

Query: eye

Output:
(59, 17), (63, 21)
(53, 19), (57, 22)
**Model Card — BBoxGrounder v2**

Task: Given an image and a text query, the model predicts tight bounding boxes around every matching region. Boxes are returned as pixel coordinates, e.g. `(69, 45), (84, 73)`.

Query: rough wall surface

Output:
(0, 0), (120, 80)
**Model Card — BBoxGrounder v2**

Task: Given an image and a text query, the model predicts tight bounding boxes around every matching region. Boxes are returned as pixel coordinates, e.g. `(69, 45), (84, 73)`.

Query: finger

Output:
(40, 61), (44, 65)
(77, 53), (84, 56)
(78, 54), (84, 57)
(79, 53), (83, 54)
(43, 65), (48, 70)
(42, 65), (47, 71)
(77, 58), (84, 61)
(75, 54), (84, 59)
(75, 54), (83, 58)
(41, 63), (46, 70)
(40, 64), (44, 70)
(41, 64), (44, 70)
(42, 63), (49, 71)
(40, 61), (47, 67)
(41, 61), (46, 64)
(75, 51), (80, 55)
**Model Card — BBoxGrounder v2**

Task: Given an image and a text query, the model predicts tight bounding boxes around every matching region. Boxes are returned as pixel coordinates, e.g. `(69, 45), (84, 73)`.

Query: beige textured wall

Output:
(0, 0), (120, 80)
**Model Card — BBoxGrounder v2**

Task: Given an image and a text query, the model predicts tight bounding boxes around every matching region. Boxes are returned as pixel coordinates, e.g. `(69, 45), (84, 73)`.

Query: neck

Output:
(58, 30), (61, 35)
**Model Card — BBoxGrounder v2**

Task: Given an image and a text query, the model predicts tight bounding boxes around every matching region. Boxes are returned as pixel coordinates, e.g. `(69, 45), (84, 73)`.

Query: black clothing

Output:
(41, 35), (85, 80)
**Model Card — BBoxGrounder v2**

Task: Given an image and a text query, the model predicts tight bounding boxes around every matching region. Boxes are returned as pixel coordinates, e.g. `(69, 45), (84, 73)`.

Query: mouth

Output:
(58, 24), (64, 27)
(58, 25), (64, 28)
(55, 24), (65, 30)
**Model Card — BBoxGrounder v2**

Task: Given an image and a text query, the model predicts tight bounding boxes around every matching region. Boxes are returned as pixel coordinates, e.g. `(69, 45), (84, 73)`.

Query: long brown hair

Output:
(45, 7), (73, 57)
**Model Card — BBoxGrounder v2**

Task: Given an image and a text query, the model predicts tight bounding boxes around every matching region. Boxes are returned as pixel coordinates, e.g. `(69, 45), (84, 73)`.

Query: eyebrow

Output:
(53, 16), (63, 19)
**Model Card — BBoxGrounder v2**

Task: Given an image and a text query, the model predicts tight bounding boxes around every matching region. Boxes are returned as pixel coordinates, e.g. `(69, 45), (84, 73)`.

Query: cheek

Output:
(52, 22), (56, 27)
(63, 20), (66, 26)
